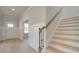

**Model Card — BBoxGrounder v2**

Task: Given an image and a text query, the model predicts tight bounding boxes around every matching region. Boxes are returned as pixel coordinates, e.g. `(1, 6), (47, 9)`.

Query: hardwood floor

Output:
(0, 38), (36, 53)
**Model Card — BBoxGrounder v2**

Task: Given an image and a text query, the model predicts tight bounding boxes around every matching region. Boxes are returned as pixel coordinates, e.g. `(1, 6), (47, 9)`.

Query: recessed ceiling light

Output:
(12, 8), (15, 11)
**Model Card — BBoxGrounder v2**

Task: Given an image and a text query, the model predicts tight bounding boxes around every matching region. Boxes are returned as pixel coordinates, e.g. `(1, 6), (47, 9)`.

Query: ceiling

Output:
(0, 6), (29, 20)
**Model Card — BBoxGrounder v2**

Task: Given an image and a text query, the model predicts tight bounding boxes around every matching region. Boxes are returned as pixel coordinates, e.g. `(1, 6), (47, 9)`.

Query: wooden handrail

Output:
(39, 7), (63, 52)
(39, 26), (46, 32)
(39, 7), (63, 32)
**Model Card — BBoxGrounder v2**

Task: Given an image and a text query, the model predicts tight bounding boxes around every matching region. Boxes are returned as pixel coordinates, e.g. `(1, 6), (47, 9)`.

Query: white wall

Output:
(0, 16), (4, 40)
(46, 6), (62, 40)
(20, 6), (46, 52)
(4, 18), (19, 40)
(46, 6), (62, 24)
(60, 6), (79, 18)
(0, 16), (19, 40)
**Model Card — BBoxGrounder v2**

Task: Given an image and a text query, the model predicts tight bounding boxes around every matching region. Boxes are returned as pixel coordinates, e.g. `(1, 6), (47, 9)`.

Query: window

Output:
(24, 23), (29, 33)
(7, 23), (14, 28)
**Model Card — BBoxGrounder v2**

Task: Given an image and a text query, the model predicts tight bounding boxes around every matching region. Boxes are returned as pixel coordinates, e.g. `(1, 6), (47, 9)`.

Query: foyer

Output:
(0, 6), (45, 53)
(0, 6), (79, 53)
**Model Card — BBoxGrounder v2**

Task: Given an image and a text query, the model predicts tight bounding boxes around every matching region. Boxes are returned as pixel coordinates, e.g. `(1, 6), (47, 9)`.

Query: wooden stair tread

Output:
(48, 42), (78, 53)
(47, 45), (64, 53)
(49, 41), (79, 52)
(50, 38), (79, 48)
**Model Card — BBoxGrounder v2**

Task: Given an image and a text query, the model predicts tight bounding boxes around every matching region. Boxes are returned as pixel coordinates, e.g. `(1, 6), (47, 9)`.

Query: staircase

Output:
(47, 16), (79, 53)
